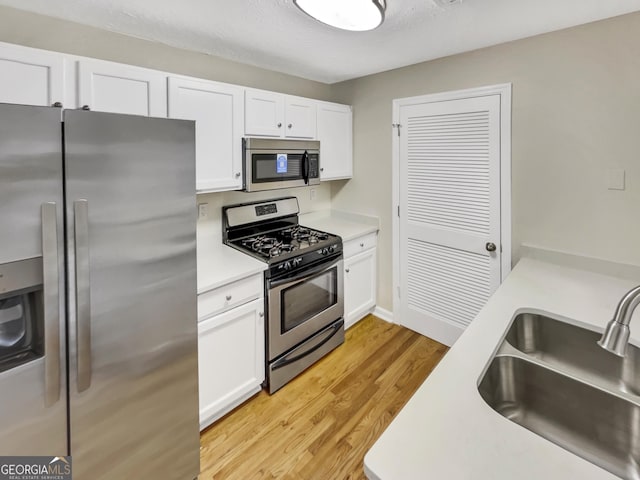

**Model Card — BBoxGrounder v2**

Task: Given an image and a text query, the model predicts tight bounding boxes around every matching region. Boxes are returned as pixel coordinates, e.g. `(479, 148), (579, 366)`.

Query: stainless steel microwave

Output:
(242, 138), (320, 192)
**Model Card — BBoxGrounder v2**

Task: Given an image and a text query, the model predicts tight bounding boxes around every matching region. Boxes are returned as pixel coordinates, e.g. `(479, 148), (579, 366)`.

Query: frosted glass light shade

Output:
(294, 0), (386, 32)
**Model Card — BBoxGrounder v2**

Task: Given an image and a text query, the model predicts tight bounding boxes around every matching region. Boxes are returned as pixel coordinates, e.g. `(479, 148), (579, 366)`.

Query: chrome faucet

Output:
(598, 285), (640, 356)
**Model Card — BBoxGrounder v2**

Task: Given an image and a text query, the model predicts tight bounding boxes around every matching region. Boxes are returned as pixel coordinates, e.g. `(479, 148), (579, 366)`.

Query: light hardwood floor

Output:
(199, 315), (448, 480)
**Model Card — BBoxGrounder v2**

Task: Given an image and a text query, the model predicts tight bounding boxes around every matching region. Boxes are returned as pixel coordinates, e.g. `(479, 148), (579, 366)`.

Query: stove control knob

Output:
(329, 245), (337, 253)
(321, 247), (329, 255)
(283, 261), (292, 271)
(292, 257), (303, 267)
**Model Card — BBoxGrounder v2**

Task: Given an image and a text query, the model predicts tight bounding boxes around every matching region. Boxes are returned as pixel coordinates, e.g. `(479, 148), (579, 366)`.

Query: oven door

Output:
(267, 256), (344, 361)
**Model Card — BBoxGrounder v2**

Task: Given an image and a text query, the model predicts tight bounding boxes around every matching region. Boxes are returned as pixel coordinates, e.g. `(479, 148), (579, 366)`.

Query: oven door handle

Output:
(269, 256), (342, 289)
(271, 320), (343, 371)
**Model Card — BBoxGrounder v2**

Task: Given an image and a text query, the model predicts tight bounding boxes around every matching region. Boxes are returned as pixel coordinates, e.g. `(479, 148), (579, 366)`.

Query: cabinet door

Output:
(0, 43), (64, 107)
(198, 298), (265, 430)
(317, 102), (353, 180)
(284, 96), (316, 139)
(245, 89), (284, 137)
(344, 248), (377, 329)
(168, 77), (243, 192)
(78, 59), (167, 117)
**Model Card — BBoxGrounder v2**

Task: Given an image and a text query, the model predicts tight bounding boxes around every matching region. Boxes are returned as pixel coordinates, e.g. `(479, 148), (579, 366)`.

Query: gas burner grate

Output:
(240, 236), (299, 258)
(282, 226), (330, 243)
(242, 235), (278, 251)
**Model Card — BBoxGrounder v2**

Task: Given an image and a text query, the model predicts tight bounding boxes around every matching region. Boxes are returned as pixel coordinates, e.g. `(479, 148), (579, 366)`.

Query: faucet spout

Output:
(598, 285), (640, 357)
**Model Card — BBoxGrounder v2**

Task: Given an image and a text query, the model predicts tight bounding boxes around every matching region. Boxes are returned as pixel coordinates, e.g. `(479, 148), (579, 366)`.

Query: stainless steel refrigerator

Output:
(0, 103), (200, 479)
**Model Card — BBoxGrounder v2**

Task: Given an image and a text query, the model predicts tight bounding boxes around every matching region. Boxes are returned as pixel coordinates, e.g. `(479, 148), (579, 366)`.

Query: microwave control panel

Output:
(308, 154), (319, 178)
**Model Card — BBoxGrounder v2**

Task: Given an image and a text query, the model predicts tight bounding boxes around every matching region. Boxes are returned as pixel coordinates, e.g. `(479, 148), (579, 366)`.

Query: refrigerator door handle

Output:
(42, 202), (61, 406)
(74, 199), (92, 392)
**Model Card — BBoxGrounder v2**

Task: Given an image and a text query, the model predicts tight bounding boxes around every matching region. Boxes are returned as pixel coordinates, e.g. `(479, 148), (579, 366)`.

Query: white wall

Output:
(331, 12), (640, 312)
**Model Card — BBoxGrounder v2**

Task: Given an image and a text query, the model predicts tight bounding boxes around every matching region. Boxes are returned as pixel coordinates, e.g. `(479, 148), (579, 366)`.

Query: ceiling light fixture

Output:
(294, 0), (386, 32)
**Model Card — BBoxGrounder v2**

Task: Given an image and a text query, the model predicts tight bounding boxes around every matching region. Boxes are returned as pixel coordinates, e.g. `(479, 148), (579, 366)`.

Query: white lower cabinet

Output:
(343, 233), (377, 329)
(197, 277), (264, 430)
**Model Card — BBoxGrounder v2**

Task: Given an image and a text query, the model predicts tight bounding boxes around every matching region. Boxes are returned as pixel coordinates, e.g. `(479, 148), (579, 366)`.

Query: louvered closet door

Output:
(399, 95), (501, 346)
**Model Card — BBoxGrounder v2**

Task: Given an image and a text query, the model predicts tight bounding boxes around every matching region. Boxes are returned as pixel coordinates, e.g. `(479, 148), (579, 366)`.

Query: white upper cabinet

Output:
(284, 96), (317, 138)
(77, 59), (167, 117)
(0, 41), (353, 190)
(0, 43), (64, 107)
(168, 77), (244, 192)
(317, 102), (353, 180)
(245, 89), (316, 139)
(244, 89), (285, 137)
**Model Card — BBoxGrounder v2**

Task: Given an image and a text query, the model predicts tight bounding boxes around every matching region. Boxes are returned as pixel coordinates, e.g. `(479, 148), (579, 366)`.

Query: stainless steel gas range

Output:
(223, 197), (344, 393)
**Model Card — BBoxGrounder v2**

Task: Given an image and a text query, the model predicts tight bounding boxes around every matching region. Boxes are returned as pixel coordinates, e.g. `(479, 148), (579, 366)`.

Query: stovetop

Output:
(230, 225), (340, 263)
(223, 197), (343, 278)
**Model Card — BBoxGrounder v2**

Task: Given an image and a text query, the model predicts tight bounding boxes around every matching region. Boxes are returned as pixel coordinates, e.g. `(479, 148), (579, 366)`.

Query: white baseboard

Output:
(372, 306), (394, 323)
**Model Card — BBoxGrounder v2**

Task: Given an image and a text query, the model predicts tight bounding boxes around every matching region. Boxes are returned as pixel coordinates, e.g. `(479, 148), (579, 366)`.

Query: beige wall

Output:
(0, 5), (334, 99)
(330, 12), (640, 312)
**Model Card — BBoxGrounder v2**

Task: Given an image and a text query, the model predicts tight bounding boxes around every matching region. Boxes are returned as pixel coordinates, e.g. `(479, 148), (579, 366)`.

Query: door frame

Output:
(391, 83), (512, 325)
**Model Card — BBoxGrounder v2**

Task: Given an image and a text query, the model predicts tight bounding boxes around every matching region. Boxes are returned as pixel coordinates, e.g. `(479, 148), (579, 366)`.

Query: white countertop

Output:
(299, 210), (379, 242)
(365, 257), (640, 480)
(197, 244), (266, 295)
(196, 210), (377, 295)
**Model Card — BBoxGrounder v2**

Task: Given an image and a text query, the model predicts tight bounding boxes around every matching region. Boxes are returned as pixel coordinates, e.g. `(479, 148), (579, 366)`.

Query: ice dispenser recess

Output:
(0, 258), (44, 373)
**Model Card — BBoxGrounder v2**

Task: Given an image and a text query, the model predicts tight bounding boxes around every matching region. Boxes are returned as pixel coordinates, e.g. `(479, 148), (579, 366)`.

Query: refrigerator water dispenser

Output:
(0, 296), (27, 346)
(0, 259), (44, 373)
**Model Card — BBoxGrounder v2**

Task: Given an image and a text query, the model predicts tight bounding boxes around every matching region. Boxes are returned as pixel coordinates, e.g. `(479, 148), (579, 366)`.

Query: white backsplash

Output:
(196, 184), (332, 261)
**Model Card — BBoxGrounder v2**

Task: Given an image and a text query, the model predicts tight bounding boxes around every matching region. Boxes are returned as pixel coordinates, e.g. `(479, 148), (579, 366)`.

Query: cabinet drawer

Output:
(198, 274), (263, 320)
(343, 232), (377, 258)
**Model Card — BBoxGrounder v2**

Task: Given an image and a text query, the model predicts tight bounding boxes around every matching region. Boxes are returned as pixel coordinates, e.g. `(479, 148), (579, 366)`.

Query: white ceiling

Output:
(2, 0), (640, 83)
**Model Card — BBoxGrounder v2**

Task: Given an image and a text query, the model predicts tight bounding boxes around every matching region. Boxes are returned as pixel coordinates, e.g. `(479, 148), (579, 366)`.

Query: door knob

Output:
(485, 242), (497, 252)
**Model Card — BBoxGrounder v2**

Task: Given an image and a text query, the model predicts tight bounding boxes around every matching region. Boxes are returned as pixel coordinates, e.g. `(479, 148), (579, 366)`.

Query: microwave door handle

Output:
(302, 150), (309, 185)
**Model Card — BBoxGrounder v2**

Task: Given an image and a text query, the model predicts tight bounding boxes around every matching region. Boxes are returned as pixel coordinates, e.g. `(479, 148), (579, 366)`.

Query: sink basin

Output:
(505, 312), (640, 396)
(479, 355), (640, 479)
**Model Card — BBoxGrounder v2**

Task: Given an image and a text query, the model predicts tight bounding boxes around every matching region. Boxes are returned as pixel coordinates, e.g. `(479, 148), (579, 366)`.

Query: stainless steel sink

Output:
(479, 311), (640, 479)
(506, 312), (640, 396)
(479, 355), (640, 479)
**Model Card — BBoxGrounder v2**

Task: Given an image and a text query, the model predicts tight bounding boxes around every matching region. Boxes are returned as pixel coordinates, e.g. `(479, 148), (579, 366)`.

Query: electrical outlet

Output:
(310, 188), (317, 201)
(198, 203), (208, 219)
